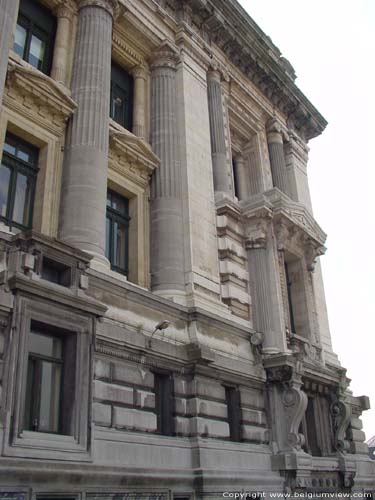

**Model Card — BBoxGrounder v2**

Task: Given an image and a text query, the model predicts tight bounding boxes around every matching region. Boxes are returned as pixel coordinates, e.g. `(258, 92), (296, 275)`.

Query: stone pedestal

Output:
(0, 0), (19, 106)
(132, 65), (147, 139)
(207, 69), (232, 195)
(150, 41), (185, 293)
(51, 3), (75, 85)
(59, 0), (117, 263)
(267, 119), (289, 195)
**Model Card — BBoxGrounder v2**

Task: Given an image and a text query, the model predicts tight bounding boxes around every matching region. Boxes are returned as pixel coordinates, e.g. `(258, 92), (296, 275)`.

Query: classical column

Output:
(131, 65), (147, 139)
(266, 118), (289, 195)
(207, 69), (232, 195)
(59, 0), (117, 262)
(51, 2), (74, 85)
(233, 155), (248, 201)
(245, 216), (286, 353)
(150, 41), (185, 293)
(0, 0), (19, 106)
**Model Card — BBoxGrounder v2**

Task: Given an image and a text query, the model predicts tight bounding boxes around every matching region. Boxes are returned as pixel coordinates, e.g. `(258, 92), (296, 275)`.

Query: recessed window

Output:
(106, 189), (130, 275)
(284, 261), (296, 334)
(41, 257), (71, 287)
(154, 372), (174, 436)
(110, 62), (133, 130)
(23, 324), (76, 435)
(0, 133), (38, 231)
(14, 0), (56, 75)
(225, 386), (241, 442)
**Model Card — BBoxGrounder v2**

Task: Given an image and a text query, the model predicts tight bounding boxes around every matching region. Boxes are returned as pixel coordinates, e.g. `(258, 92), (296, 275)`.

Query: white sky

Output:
(238, 0), (375, 439)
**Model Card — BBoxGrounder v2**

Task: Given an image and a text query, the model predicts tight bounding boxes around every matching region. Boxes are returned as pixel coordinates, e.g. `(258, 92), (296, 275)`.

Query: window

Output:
(225, 386), (241, 441)
(154, 372), (174, 436)
(110, 62), (133, 130)
(106, 189), (130, 275)
(0, 133), (38, 231)
(14, 0), (56, 75)
(23, 324), (76, 435)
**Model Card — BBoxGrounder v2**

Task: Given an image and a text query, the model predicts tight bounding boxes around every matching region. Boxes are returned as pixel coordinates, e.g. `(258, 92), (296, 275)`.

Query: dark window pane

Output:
(113, 221), (127, 269)
(0, 164), (11, 216)
(14, 24), (27, 57)
(110, 62), (133, 130)
(12, 173), (33, 225)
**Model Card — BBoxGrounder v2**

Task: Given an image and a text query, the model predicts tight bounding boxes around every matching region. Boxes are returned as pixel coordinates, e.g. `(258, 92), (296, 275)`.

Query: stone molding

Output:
(54, 0), (77, 18)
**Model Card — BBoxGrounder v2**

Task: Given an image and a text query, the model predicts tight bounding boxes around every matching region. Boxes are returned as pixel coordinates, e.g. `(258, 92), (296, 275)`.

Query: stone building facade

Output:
(0, 0), (374, 498)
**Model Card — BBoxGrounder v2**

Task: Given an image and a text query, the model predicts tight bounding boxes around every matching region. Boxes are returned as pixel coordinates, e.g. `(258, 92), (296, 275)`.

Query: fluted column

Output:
(207, 69), (232, 195)
(267, 119), (289, 195)
(51, 2), (75, 85)
(150, 41), (185, 293)
(245, 218), (286, 353)
(0, 0), (19, 106)
(131, 65), (147, 139)
(59, 0), (117, 262)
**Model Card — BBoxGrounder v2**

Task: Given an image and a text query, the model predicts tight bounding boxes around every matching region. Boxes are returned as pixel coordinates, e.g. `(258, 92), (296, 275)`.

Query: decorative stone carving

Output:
(0, 0), (18, 107)
(5, 59), (77, 133)
(77, 0), (118, 17)
(331, 396), (352, 453)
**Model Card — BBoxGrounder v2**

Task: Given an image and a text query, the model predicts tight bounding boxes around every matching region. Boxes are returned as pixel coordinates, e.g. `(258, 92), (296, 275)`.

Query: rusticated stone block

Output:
(350, 417), (363, 430)
(113, 407), (157, 432)
(189, 377), (226, 401)
(93, 402), (111, 427)
(175, 416), (191, 436)
(240, 387), (265, 409)
(190, 417), (229, 438)
(242, 425), (269, 443)
(94, 380), (134, 405)
(241, 408), (267, 426)
(94, 359), (110, 379)
(187, 398), (228, 419)
(348, 428), (366, 443)
(113, 363), (154, 388)
(134, 389), (155, 409)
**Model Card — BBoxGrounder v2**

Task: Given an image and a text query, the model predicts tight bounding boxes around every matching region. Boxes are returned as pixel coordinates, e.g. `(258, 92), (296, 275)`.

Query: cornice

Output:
(163, 0), (327, 141)
(109, 120), (160, 181)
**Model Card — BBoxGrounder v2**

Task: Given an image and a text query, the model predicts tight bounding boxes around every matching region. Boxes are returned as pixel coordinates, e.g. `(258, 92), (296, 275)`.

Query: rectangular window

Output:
(154, 372), (174, 436)
(14, 0), (56, 75)
(23, 324), (76, 435)
(110, 62), (133, 130)
(106, 189), (130, 275)
(225, 386), (242, 442)
(0, 133), (38, 231)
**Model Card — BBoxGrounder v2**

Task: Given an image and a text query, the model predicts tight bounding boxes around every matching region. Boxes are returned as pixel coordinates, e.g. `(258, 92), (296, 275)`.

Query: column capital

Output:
(55, 0), (77, 18)
(266, 118), (285, 144)
(131, 64), (148, 80)
(76, 0), (118, 18)
(150, 40), (180, 70)
(244, 209), (273, 250)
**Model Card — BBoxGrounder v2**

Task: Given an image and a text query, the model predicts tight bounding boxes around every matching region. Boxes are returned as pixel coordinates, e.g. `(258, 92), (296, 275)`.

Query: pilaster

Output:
(0, 0), (19, 108)
(59, 0), (117, 264)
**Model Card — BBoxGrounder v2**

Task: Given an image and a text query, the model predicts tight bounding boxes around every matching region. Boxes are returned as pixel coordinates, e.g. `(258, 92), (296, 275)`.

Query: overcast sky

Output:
(238, 0), (375, 439)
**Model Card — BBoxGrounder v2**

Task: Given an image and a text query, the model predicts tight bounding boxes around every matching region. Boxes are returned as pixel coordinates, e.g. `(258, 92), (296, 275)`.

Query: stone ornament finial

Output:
(76, 0), (119, 18)
(150, 40), (180, 70)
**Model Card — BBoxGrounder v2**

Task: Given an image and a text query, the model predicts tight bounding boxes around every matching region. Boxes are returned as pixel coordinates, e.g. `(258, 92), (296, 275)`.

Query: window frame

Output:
(106, 188), (130, 276)
(14, 0), (56, 75)
(0, 133), (39, 231)
(3, 296), (92, 461)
